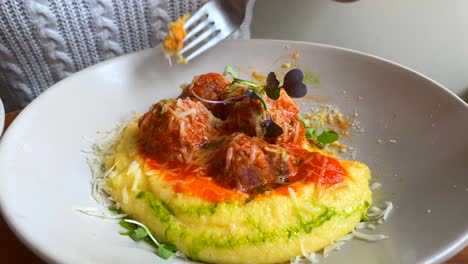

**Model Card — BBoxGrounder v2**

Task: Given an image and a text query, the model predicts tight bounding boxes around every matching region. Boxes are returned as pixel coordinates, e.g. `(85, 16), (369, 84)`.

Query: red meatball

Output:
(269, 90), (300, 123)
(180, 72), (231, 118)
(211, 133), (292, 193)
(224, 98), (266, 138)
(138, 98), (218, 163)
(223, 89), (306, 145)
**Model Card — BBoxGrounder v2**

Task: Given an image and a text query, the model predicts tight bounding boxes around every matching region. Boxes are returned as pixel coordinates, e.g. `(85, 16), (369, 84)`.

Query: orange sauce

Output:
(143, 156), (246, 202)
(141, 147), (347, 202)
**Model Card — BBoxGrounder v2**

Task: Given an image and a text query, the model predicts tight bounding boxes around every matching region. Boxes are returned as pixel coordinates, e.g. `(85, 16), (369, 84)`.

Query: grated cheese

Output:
(131, 169), (141, 191)
(177, 108), (197, 118)
(225, 147), (233, 171)
(288, 187), (298, 206)
(352, 230), (388, 241)
(85, 122), (127, 207)
(74, 207), (127, 219)
(249, 144), (258, 165)
(122, 186), (129, 204)
(323, 240), (345, 256)
(382, 201), (393, 221)
(370, 182), (382, 190)
(127, 161), (139, 175)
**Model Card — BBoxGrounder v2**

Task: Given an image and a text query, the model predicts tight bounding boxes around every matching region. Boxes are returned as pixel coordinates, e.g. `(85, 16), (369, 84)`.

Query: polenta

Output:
(103, 70), (372, 264)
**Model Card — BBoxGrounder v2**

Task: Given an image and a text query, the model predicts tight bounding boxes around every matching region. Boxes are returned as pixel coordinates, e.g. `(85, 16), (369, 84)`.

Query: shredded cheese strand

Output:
(74, 207), (127, 219)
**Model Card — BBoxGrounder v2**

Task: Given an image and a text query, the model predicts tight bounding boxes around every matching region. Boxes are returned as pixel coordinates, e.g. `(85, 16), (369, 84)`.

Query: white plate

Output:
(0, 40), (467, 264)
(0, 97), (4, 137)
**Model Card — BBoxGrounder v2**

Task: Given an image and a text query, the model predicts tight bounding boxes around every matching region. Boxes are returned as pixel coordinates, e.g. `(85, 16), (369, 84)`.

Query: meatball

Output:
(138, 98), (218, 163)
(269, 90), (300, 124)
(224, 98), (266, 138)
(224, 89), (306, 145)
(211, 133), (292, 194)
(180, 72), (231, 118)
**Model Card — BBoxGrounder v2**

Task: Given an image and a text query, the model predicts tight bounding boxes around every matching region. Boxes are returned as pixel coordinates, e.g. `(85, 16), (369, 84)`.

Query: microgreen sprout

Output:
(299, 116), (339, 149)
(119, 219), (175, 259)
(224, 66), (308, 100)
(224, 66), (310, 137)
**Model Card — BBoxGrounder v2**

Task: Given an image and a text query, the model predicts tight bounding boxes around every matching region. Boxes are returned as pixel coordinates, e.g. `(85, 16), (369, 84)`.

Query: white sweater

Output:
(0, 0), (254, 112)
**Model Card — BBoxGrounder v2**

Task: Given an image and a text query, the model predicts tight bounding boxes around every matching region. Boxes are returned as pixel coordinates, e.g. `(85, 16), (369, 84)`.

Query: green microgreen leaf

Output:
(157, 244), (175, 259)
(298, 116), (311, 128)
(224, 65), (238, 78)
(119, 219), (137, 231)
(362, 214), (370, 222)
(227, 82), (240, 94)
(118, 218), (177, 260)
(108, 205), (118, 212)
(264, 72), (280, 100)
(316, 131), (339, 144)
(119, 231), (132, 236)
(129, 227), (148, 241)
(305, 127), (316, 140)
(233, 78), (262, 88)
(302, 116), (339, 149)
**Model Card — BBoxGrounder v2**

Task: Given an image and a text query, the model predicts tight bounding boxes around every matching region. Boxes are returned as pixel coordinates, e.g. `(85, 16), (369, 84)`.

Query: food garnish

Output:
(162, 14), (190, 64)
(192, 66), (309, 138)
(300, 115), (340, 149)
(120, 218), (175, 259)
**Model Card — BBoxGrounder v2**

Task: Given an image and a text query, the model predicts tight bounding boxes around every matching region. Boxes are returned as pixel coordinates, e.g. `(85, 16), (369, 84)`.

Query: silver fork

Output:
(179, 0), (249, 62)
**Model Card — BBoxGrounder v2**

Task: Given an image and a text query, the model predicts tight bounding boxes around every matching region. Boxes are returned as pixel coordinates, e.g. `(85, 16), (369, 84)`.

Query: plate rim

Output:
(0, 39), (466, 264)
(0, 97), (4, 137)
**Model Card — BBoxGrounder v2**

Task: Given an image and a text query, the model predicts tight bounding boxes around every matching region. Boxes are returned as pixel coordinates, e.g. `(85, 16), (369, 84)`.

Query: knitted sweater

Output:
(0, 0), (254, 112)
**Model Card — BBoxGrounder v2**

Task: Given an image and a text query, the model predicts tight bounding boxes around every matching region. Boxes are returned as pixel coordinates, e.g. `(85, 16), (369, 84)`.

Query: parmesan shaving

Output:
(74, 207), (127, 219)
(338, 234), (354, 241)
(288, 187), (298, 206)
(131, 170), (141, 191)
(127, 161), (139, 175)
(146, 170), (157, 176)
(178, 108), (197, 118)
(352, 230), (388, 241)
(295, 238), (320, 263)
(86, 122), (127, 207)
(122, 186), (129, 204)
(249, 144), (258, 164)
(225, 147), (233, 171)
(370, 182), (382, 190)
(382, 201), (393, 221)
(323, 240), (345, 256)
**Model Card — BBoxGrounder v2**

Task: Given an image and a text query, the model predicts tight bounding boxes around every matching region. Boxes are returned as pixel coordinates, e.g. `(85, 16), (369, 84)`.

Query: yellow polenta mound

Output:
(105, 118), (372, 264)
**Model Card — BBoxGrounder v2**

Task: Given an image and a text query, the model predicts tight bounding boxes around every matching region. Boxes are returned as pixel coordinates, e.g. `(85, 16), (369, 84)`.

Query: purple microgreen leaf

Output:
(263, 119), (284, 137)
(283, 69), (307, 98)
(264, 72), (281, 100)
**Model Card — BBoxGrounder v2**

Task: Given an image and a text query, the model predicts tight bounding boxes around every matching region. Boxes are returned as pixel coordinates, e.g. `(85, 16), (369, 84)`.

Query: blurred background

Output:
(251, 0), (468, 102)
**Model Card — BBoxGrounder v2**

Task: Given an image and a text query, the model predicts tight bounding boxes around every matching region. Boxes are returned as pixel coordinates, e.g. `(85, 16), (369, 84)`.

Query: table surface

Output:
(1, 110), (466, 263)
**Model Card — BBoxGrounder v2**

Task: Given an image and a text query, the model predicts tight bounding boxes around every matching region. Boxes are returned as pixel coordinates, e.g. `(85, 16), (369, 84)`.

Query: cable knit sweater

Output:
(0, 0), (254, 112)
